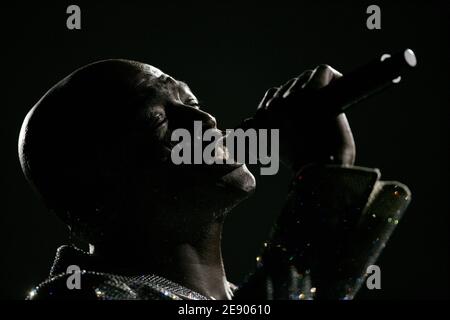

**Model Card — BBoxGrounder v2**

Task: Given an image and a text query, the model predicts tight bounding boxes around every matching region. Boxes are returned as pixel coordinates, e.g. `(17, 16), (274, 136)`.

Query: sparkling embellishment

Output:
(95, 289), (105, 298)
(28, 289), (37, 299)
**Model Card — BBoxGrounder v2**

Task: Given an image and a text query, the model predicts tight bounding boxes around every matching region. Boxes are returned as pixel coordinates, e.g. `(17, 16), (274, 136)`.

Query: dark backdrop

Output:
(1, 0), (449, 299)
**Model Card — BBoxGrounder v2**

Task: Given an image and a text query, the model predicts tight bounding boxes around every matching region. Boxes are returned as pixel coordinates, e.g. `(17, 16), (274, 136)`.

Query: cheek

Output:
(154, 123), (169, 141)
(133, 128), (172, 169)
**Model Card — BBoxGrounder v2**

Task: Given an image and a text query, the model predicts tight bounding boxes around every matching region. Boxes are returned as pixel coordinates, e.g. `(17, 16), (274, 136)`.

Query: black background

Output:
(1, 0), (449, 300)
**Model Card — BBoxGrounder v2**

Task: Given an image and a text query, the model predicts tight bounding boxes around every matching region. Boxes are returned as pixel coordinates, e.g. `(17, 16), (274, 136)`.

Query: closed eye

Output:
(185, 98), (202, 109)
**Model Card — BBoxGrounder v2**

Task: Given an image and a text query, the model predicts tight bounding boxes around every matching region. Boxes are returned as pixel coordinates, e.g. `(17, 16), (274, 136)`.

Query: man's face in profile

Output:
(129, 65), (256, 235)
(19, 60), (256, 242)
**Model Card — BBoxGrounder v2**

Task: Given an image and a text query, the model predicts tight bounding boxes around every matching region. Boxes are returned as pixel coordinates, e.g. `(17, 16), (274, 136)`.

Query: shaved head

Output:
(19, 59), (255, 243)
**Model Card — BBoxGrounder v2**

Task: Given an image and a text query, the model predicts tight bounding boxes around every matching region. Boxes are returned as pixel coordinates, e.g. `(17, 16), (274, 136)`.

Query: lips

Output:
(161, 140), (255, 193)
(161, 126), (254, 188)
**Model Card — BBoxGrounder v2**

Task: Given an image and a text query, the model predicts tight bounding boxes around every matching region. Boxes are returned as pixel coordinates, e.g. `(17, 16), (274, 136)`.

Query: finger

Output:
(282, 70), (313, 98)
(334, 113), (356, 166)
(303, 64), (343, 89)
(257, 87), (279, 110)
(274, 77), (298, 99)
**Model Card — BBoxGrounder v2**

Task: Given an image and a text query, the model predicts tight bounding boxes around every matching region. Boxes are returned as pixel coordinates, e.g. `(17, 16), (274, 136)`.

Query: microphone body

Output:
(237, 48), (417, 131)
(316, 48), (417, 115)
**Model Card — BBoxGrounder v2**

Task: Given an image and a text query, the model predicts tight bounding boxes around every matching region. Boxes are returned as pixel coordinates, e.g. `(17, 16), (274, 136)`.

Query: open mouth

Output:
(158, 127), (255, 192)
(163, 128), (242, 166)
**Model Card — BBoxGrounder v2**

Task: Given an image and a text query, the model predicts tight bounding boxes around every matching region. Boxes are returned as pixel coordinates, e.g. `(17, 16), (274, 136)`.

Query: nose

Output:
(201, 112), (217, 130)
(167, 103), (217, 131)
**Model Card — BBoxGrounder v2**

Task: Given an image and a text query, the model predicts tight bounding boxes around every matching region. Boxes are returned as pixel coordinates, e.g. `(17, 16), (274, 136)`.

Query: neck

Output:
(90, 221), (232, 300)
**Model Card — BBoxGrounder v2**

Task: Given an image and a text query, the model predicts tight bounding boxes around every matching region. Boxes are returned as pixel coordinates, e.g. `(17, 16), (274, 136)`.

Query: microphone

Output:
(230, 49), (417, 168)
(315, 48), (417, 115)
(237, 48), (417, 131)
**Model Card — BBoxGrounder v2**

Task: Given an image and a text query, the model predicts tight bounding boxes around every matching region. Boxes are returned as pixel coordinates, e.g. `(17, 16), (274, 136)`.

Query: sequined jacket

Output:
(27, 245), (213, 300)
(28, 165), (411, 300)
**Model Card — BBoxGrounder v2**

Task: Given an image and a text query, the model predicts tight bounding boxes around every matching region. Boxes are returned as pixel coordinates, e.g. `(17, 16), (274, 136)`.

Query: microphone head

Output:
(404, 49), (417, 67)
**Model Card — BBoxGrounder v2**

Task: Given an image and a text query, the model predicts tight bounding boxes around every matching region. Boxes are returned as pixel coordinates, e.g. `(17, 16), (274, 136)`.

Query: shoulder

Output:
(27, 271), (137, 300)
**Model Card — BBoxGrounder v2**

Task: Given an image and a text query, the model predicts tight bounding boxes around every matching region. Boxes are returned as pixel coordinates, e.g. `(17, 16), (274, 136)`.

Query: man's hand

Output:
(254, 65), (356, 172)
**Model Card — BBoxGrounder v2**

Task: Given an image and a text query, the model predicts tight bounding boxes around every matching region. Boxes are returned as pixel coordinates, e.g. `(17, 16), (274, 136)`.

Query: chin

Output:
(218, 164), (256, 194)
(205, 165), (255, 221)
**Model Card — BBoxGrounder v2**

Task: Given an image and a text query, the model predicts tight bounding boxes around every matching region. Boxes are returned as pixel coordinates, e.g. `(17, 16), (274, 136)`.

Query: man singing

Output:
(19, 59), (410, 300)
